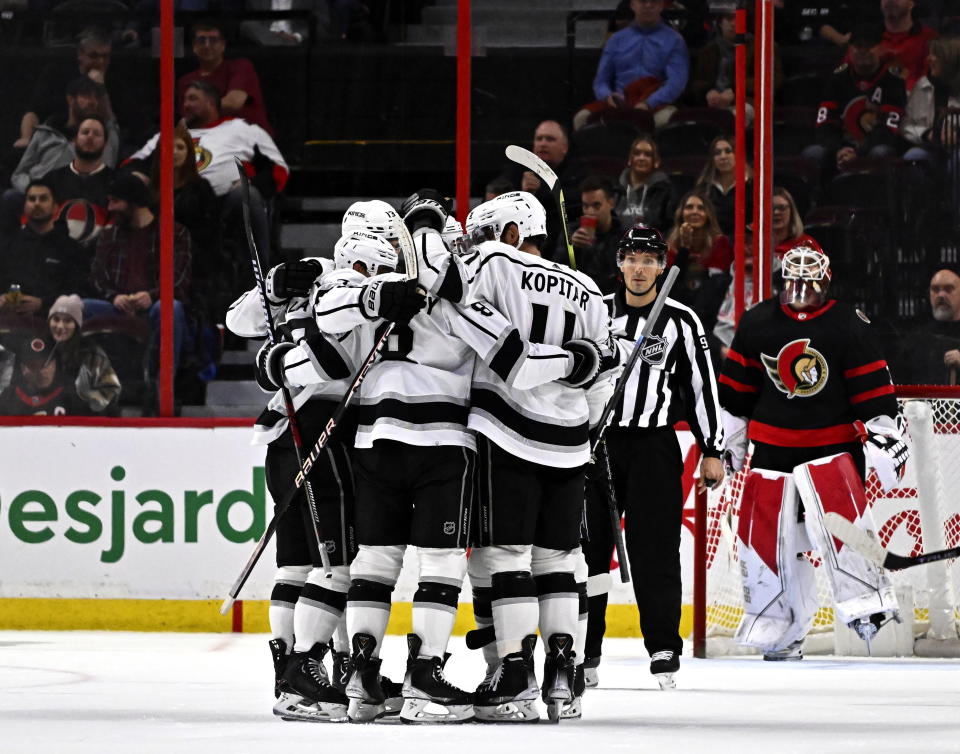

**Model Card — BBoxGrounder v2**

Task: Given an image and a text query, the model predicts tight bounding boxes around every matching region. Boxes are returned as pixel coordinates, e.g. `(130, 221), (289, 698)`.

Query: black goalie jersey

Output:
(718, 298), (898, 448)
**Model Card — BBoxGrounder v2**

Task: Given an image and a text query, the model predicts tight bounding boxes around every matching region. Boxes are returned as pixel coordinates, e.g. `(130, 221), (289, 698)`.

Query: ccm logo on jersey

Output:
(760, 338), (829, 398)
(639, 334), (668, 366)
(520, 270), (590, 310)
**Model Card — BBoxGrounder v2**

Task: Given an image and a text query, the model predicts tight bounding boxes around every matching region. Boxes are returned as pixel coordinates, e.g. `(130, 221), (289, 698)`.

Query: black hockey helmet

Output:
(616, 224), (667, 266)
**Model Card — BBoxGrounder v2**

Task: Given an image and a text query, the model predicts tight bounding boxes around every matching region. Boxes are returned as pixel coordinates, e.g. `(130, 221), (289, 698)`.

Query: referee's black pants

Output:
(582, 426), (684, 661)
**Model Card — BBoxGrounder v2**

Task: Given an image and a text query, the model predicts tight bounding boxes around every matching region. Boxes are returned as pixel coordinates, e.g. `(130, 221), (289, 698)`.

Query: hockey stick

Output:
(233, 158), (332, 579)
(220, 195), (420, 615)
(505, 145), (576, 270)
(823, 512), (960, 571)
(588, 266), (680, 584)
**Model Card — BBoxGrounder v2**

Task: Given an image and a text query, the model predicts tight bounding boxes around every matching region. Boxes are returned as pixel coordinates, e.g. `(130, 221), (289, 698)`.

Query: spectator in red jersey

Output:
(0, 334), (93, 416)
(176, 20), (273, 133)
(803, 23), (907, 175)
(84, 172), (191, 372)
(878, 0), (938, 91)
(665, 190), (732, 328)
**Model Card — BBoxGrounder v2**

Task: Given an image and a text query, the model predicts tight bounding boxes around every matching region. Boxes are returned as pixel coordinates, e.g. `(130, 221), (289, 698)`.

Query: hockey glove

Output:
(560, 339), (602, 388)
(721, 409), (749, 474)
(265, 260), (323, 303)
(400, 188), (451, 233)
(857, 415), (910, 492)
(256, 341), (296, 392)
(360, 277), (426, 324)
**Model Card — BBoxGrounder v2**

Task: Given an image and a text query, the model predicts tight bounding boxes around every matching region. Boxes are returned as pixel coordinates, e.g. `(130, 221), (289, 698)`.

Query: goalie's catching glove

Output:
(256, 341), (296, 392)
(264, 259), (323, 303)
(857, 415), (910, 492)
(401, 188), (451, 233)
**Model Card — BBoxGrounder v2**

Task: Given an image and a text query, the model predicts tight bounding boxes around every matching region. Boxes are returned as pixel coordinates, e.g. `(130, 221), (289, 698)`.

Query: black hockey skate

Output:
(344, 633), (386, 722)
(275, 643), (349, 723)
(649, 650), (680, 690)
(559, 664), (586, 720)
(269, 638), (295, 717)
(541, 634), (576, 723)
(331, 650), (352, 693)
(474, 635), (540, 723)
(762, 640), (804, 662)
(399, 634), (474, 724)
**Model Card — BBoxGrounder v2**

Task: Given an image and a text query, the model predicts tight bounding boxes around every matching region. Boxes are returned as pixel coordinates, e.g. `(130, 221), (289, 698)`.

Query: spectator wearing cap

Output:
(0, 180), (88, 318)
(894, 265), (960, 384)
(176, 20), (272, 133)
(85, 172), (191, 370)
(48, 294), (121, 414)
(0, 334), (93, 416)
(802, 23), (907, 175)
(573, 0), (689, 131)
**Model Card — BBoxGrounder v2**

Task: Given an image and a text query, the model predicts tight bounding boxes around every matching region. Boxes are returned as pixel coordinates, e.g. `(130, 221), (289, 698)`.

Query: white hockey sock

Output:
(536, 571), (580, 642)
(332, 613), (349, 654)
(269, 566), (308, 648)
(491, 571), (539, 657)
(412, 580), (462, 658)
(292, 566), (350, 653)
(346, 580), (393, 655)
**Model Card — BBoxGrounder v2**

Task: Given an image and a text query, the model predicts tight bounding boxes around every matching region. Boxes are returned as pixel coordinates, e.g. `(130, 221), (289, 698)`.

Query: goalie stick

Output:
(590, 265), (680, 584)
(823, 512), (960, 571)
(233, 158), (331, 579)
(505, 144), (576, 270)
(220, 194), (420, 615)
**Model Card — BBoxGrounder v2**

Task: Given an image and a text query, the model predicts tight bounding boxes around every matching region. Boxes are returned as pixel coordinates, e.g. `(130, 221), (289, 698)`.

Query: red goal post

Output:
(693, 385), (960, 658)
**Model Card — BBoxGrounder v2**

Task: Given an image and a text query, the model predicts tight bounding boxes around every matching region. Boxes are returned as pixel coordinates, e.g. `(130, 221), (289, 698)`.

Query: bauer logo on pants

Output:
(760, 338), (829, 398)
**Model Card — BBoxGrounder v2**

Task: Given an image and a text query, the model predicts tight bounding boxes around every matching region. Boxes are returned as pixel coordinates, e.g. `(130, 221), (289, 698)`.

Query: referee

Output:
(582, 225), (725, 690)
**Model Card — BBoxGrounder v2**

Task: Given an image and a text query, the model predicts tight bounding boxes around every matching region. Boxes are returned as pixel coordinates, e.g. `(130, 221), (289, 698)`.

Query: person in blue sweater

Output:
(574, 0), (689, 130)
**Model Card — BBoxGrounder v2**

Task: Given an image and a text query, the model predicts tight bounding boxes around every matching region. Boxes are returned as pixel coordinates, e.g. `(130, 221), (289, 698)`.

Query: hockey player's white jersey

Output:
(314, 238), (575, 450)
(464, 241), (614, 468)
(130, 117), (289, 197)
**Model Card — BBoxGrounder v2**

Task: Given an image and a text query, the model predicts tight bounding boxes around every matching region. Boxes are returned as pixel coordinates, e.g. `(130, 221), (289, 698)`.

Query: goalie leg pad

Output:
(734, 469), (818, 652)
(795, 453), (899, 625)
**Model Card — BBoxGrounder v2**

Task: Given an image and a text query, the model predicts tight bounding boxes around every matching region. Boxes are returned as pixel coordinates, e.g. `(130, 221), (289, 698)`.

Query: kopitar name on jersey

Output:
(520, 268), (591, 310)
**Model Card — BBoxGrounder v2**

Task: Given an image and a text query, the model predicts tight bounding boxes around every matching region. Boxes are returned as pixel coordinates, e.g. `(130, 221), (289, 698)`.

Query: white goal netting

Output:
(700, 395), (960, 655)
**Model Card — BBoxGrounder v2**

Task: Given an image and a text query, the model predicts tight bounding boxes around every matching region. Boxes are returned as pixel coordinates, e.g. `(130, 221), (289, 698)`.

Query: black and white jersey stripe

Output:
(611, 295), (724, 456)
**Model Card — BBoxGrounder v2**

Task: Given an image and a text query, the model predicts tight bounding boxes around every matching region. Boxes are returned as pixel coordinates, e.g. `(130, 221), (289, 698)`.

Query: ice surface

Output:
(1, 632), (958, 753)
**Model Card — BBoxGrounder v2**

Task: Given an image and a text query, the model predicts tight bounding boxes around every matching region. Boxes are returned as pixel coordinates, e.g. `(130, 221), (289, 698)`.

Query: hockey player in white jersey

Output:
(433, 195), (617, 722)
(312, 190), (599, 724)
(226, 231), (404, 723)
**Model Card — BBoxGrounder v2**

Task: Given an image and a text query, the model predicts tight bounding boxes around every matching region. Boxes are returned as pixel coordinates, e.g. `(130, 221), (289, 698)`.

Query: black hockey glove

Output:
(264, 259), (323, 303)
(361, 277), (426, 324)
(256, 341), (296, 392)
(400, 188), (451, 233)
(560, 338), (603, 388)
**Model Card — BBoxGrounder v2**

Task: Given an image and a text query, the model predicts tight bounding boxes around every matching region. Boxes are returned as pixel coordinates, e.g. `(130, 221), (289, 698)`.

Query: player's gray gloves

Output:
(256, 341), (296, 392)
(265, 259), (323, 303)
(561, 339), (603, 388)
(401, 188), (451, 233)
(360, 277), (426, 324)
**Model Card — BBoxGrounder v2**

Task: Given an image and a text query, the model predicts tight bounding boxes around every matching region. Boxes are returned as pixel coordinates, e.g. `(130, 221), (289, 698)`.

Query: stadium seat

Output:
(572, 121), (641, 160)
(587, 108), (655, 133)
(656, 120), (724, 159)
(669, 107), (735, 133)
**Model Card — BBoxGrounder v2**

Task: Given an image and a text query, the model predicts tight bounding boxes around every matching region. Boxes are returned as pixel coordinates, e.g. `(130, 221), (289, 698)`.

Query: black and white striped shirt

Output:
(608, 290), (724, 456)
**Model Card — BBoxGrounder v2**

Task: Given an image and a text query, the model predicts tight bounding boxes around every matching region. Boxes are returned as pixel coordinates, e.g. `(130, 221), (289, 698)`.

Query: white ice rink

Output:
(1, 631), (958, 754)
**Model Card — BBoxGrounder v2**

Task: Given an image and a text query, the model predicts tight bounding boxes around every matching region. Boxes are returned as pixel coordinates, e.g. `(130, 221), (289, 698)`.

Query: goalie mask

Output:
(617, 224), (667, 295)
(341, 200), (405, 246)
(780, 245), (831, 311)
(334, 231), (398, 277)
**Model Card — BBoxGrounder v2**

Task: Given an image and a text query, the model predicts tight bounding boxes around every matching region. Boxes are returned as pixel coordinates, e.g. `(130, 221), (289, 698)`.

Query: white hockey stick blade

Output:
(822, 512), (887, 568)
(505, 145), (558, 189)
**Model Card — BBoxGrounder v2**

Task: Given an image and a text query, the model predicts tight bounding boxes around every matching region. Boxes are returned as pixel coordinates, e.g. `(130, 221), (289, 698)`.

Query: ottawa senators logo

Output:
(192, 137), (212, 172)
(842, 96), (877, 142)
(760, 339), (828, 398)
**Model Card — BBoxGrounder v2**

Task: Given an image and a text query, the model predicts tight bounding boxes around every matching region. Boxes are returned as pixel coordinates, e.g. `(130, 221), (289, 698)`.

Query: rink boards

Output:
(0, 425), (706, 634)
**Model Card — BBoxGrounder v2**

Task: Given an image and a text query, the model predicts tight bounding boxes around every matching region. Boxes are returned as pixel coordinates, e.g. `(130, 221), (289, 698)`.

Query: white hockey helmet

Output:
(465, 198), (525, 248)
(334, 231), (399, 277)
(341, 200), (405, 244)
(441, 215), (464, 246)
(494, 191), (547, 240)
(780, 242), (831, 310)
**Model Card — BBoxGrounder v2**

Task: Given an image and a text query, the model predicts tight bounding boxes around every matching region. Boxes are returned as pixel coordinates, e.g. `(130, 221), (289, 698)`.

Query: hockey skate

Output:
(399, 634), (474, 724)
(275, 643), (349, 723)
(344, 633), (387, 722)
(541, 634), (576, 723)
(474, 635), (540, 723)
(582, 656), (600, 688)
(331, 650), (351, 693)
(762, 640), (804, 662)
(649, 650), (679, 690)
(269, 638), (297, 717)
(559, 664), (586, 720)
(850, 611), (901, 655)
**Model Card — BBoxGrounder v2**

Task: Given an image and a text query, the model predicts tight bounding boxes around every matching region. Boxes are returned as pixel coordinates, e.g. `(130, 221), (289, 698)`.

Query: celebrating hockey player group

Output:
(225, 178), (910, 724)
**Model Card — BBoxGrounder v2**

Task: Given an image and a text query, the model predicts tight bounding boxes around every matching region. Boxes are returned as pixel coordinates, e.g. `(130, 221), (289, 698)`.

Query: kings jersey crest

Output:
(760, 338), (828, 398)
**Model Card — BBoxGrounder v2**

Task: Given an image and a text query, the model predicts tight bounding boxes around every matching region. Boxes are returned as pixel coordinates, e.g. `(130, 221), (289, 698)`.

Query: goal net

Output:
(698, 390), (960, 656)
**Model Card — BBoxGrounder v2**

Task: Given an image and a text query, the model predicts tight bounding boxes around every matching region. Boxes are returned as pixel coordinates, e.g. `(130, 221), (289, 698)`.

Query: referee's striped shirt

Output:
(607, 290), (724, 456)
